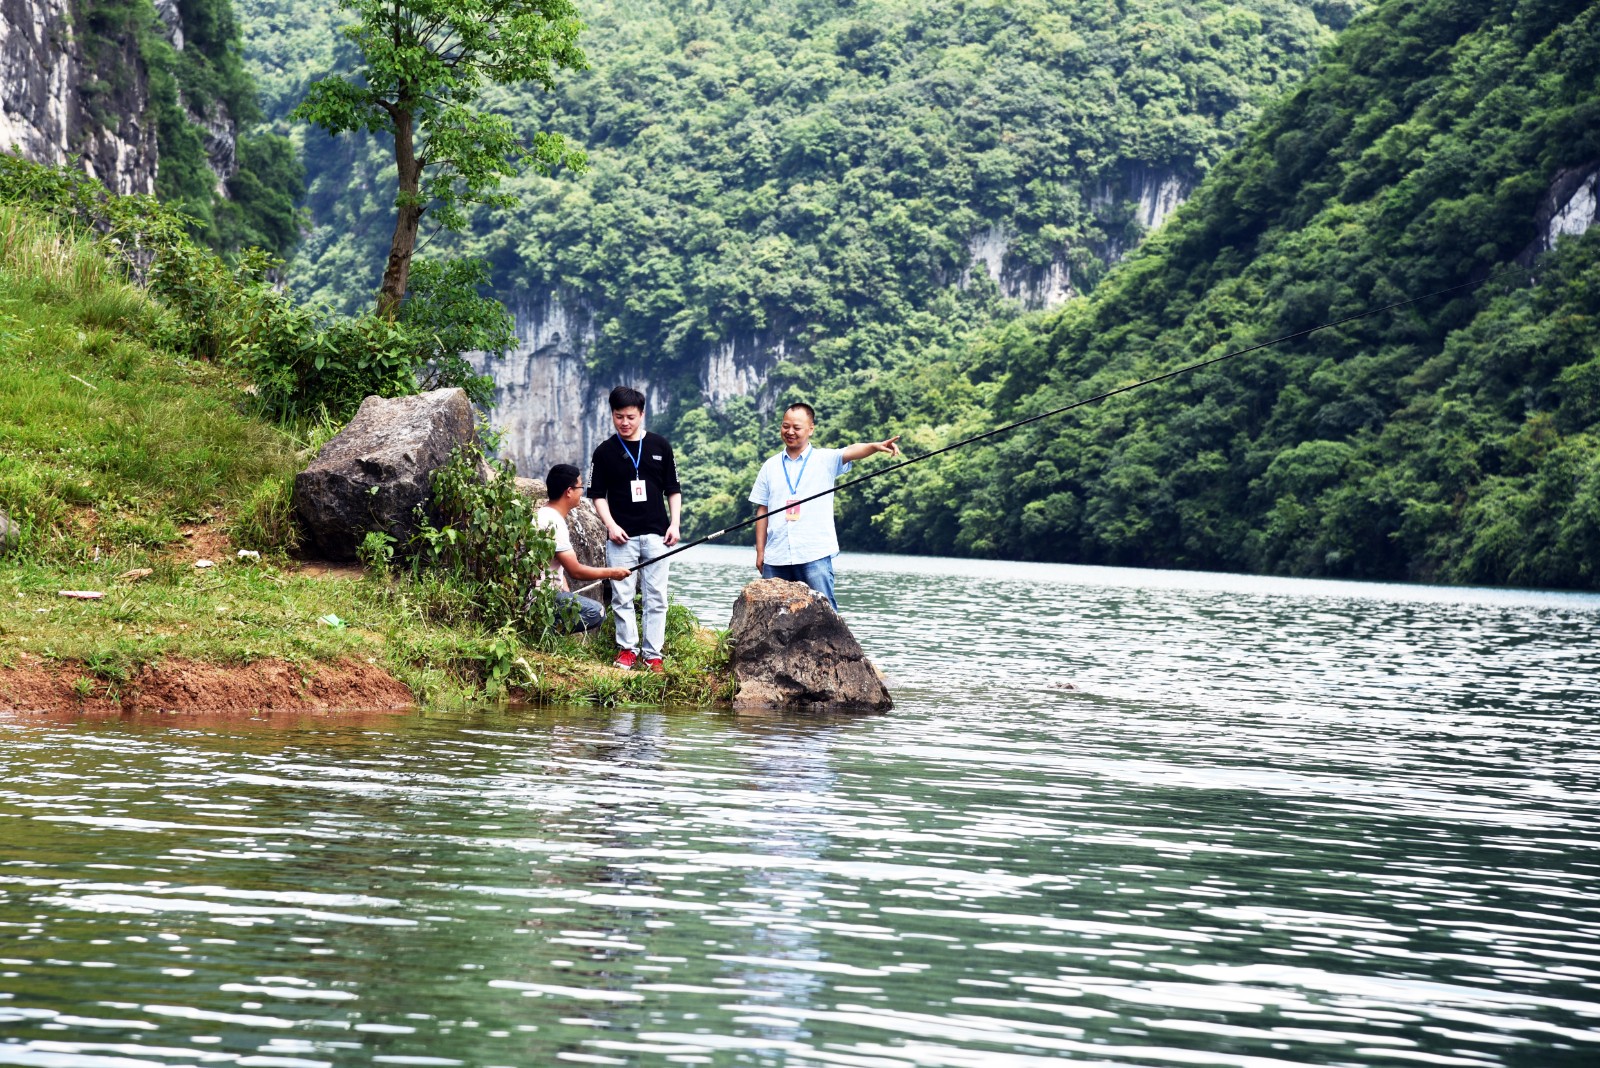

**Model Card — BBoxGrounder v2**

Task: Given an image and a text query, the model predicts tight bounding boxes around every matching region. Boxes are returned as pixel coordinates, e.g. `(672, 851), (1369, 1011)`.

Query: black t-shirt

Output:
(587, 431), (681, 537)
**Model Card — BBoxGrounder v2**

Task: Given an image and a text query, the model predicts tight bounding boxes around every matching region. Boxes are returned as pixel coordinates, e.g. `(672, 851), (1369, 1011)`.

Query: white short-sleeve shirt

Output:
(748, 446), (852, 566)
(535, 505), (572, 591)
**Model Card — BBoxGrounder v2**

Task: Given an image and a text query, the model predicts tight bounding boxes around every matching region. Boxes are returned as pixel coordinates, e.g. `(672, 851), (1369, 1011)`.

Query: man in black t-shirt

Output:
(588, 386), (682, 672)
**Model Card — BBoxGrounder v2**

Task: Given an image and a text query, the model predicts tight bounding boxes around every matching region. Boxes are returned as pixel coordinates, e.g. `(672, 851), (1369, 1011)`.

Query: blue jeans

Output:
(556, 591), (604, 632)
(762, 555), (836, 610)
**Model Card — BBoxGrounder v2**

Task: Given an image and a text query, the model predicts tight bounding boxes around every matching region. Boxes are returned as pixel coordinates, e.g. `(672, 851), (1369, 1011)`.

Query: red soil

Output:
(0, 652), (414, 717)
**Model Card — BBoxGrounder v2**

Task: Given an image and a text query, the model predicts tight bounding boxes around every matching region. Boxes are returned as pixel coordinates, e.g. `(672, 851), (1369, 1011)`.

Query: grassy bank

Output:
(0, 204), (731, 710)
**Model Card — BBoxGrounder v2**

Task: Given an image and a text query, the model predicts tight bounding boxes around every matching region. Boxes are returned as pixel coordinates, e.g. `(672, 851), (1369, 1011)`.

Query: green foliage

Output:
(77, 0), (303, 257)
(398, 259), (514, 399)
(0, 155), (494, 420)
(410, 445), (566, 640)
(289, 0), (589, 311)
(357, 529), (397, 574)
(784, 0), (1600, 588)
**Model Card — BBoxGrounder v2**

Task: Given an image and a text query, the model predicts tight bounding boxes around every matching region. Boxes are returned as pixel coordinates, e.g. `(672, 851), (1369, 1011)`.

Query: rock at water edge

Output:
(293, 388), (475, 560)
(727, 578), (892, 711)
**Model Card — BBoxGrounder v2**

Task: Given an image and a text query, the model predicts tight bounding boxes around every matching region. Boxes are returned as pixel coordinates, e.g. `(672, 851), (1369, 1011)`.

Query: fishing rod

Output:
(627, 274), (1492, 573)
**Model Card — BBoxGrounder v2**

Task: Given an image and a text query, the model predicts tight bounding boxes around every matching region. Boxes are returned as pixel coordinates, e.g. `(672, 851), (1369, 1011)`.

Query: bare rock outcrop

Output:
(1, 0), (158, 194)
(293, 388), (475, 560)
(727, 579), (892, 711)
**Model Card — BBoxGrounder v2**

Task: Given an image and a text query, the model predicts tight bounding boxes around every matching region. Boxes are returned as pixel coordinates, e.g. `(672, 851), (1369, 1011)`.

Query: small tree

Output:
(293, 0), (588, 318)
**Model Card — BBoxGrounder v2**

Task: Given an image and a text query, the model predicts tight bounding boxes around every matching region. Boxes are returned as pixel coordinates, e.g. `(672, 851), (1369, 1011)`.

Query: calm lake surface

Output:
(4, 545), (1600, 1067)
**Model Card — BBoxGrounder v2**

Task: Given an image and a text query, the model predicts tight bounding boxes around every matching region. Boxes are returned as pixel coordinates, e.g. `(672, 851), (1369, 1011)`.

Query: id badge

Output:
(630, 479), (648, 503)
(785, 498), (801, 522)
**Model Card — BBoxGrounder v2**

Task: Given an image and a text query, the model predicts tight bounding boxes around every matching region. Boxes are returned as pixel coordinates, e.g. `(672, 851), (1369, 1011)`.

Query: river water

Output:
(3, 546), (1599, 1067)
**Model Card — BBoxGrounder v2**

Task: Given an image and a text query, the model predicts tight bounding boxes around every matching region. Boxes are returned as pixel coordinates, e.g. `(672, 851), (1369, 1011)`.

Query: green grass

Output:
(0, 205), (296, 555)
(0, 204), (730, 708)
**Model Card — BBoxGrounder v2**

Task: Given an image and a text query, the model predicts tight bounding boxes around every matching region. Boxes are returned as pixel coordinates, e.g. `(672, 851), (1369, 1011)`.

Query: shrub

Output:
(410, 444), (566, 641)
(0, 155), (505, 421)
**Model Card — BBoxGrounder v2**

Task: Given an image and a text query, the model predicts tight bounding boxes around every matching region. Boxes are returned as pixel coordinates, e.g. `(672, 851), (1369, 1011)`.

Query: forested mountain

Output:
(241, 0), (1353, 315)
(237, 0), (1354, 461)
(751, 0), (1599, 587)
(235, 0), (1599, 588)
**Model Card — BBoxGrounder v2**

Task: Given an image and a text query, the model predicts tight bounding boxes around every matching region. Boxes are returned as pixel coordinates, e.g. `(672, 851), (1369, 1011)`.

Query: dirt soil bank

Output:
(0, 652), (415, 716)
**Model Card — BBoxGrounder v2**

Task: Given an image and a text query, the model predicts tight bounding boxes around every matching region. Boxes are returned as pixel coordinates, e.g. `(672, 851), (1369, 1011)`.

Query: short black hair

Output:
(783, 402), (816, 425)
(609, 385), (646, 411)
(546, 463), (581, 500)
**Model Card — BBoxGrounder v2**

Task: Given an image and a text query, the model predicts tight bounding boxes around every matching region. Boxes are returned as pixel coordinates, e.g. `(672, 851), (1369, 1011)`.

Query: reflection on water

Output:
(3, 547), (1599, 1066)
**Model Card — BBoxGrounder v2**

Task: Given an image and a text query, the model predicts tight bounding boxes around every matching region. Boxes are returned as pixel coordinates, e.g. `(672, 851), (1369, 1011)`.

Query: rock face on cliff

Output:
(293, 389), (476, 561)
(1, 0), (158, 193)
(1, 0), (241, 197)
(727, 579), (893, 712)
(1519, 161), (1600, 263)
(467, 289), (662, 483)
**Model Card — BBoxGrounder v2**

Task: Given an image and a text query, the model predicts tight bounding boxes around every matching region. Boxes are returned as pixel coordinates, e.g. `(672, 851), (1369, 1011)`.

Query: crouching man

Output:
(536, 464), (630, 631)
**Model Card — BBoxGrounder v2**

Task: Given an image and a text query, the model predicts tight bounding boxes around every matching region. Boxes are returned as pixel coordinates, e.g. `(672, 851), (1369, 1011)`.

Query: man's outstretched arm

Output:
(840, 435), (901, 463)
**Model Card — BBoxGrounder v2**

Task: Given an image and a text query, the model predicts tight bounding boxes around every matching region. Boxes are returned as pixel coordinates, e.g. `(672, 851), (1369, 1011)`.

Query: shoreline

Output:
(1, 530), (736, 715)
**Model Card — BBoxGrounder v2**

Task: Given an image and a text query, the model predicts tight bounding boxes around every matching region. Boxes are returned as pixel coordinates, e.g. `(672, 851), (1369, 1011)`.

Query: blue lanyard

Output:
(618, 435), (643, 477)
(781, 447), (810, 496)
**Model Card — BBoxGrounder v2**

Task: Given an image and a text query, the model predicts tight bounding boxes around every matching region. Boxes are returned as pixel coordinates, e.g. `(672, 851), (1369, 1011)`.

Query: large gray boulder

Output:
(293, 388), (475, 560)
(727, 579), (893, 711)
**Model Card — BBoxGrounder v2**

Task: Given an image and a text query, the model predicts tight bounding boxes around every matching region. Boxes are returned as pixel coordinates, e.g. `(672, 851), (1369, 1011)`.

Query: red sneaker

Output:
(645, 658), (665, 674)
(612, 650), (638, 670)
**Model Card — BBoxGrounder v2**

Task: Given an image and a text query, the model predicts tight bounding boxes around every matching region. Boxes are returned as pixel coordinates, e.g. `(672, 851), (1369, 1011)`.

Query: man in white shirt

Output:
(537, 464), (630, 632)
(749, 403), (900, 610)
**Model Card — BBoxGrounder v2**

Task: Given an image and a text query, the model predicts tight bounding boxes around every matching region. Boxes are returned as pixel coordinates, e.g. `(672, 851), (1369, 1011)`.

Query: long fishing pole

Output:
(627, 274), (1491, 573)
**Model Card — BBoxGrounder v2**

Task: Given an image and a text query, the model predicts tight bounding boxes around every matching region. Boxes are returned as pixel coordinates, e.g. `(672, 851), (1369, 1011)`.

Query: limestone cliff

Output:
(0, 0), (241, 198)
(0, 0), (157, 193)
(468, 290), (661, 481)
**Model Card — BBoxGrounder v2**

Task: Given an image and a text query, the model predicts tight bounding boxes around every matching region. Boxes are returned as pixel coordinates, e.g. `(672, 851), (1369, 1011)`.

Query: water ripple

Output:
(3, 549), (1599, 1065)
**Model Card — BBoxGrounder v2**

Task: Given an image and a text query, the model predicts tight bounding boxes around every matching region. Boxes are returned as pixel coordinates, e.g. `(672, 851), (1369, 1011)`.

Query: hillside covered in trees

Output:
(734, 0), (1599, 588)
(238, 0), (1356, 338)
(235, 0), (1599, 589)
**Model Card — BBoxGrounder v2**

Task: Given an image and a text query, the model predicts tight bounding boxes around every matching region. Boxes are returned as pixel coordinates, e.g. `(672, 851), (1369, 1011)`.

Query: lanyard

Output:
(618, 435), (643, 477)
(781, 447), (810, 496)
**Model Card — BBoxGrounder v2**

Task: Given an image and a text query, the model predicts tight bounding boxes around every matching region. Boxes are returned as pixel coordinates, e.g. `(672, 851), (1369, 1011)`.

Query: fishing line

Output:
(627, 273), (1494, 573)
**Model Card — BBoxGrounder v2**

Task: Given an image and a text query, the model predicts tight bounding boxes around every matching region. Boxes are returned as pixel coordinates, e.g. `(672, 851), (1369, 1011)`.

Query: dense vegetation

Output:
(0, 176), (727, 704)
(742, 0), (1599, 587)
(238, 0), (1353, 320)
(78, 0), (303, 255)
(237, 0), (1599, 588)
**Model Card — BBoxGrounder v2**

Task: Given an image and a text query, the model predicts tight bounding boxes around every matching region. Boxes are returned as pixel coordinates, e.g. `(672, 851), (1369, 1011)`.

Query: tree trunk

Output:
(377, 109), (423, 320)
